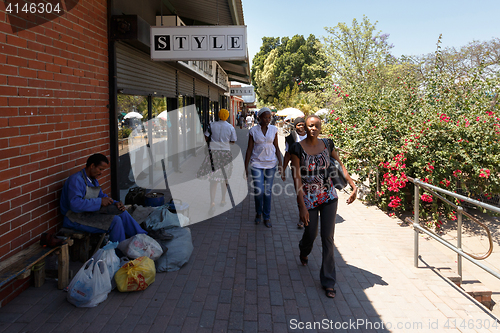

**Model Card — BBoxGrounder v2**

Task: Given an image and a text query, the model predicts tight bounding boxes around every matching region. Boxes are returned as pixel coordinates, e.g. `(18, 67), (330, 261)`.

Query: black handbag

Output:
(322, 139), (348, 190)
(125, 187), (146, 205)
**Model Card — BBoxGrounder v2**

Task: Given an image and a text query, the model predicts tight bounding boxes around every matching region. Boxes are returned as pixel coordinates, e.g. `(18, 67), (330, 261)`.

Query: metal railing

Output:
(408, 177), (500, 280)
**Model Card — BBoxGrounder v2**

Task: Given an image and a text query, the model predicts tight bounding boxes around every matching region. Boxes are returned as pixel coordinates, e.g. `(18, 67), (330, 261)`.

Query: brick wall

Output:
(0, 0), (109, 306)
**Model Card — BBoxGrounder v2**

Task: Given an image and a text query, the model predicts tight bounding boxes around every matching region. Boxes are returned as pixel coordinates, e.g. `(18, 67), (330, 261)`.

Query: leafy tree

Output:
(117, 95), (146, 114)
(323, 15), (394, 86)
(275, 82), (299, 110)
(416, 37), (500, 81)
(251, 37), (282, 92)
(254, 48), (278, 104)
(414, 37), (500, 110)
(252, 34), (327, 105)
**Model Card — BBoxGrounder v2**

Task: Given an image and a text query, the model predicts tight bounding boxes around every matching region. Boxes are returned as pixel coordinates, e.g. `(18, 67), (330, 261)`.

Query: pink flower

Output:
(421, 194), (433, 203)
(439, 179), (451, 187)
(388, 196), (401, 208)
(479, 169), (491, 178)
(453, 170), (462, 177)
(439, 114), (450, 122)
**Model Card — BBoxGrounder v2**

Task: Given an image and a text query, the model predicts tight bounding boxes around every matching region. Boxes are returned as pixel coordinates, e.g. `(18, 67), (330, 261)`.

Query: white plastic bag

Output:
(67, 259), (112, 307)
(120, 257), (130, 267)
(92, 242), (120, 289)
(117, 234), (163, 261)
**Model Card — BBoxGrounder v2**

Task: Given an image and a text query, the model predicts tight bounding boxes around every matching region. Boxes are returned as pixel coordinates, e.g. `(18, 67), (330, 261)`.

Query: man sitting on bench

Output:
(60, 153), (147, 242)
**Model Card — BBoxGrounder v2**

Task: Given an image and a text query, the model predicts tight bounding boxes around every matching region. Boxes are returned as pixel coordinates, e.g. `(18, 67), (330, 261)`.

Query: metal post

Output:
(457, 206), (463, 277)
(414, 180), (420, 267)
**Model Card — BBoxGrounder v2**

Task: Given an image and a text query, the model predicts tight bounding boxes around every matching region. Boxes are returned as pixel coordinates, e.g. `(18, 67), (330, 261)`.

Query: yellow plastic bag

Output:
(114, 256), (156, 292)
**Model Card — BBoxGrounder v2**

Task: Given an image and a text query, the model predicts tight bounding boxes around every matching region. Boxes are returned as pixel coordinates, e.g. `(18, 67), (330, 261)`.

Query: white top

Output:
(285, 133), (307, 152)
(249, 125), (278, 169)
(205, 120), (237, 150)
(245, 116), (253, 124)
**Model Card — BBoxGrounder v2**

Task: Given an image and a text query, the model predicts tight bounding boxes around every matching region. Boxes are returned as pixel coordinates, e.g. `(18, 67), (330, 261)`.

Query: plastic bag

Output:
(92, 242), (120, 289)
(114, 256), (156, 292)
(143, 207), (188, 230)
(155, 227), (193, 272)
(117, 234), (163, 261)
(67, 259), (112, 307)
(120, 257), (130, 267)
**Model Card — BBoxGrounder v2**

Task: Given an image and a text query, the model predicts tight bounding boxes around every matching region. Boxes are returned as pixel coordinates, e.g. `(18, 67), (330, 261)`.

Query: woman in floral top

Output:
(290, 115), (357, 298)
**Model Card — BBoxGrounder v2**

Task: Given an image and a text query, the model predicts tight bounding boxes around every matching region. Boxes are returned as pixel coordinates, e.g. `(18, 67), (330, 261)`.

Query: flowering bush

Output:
(324, 45), (500, 228)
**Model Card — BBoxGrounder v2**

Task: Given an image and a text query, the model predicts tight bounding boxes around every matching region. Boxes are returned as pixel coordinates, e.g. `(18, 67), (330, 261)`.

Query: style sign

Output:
(230, 86), (254, 96)
(151, 26), (247, 61)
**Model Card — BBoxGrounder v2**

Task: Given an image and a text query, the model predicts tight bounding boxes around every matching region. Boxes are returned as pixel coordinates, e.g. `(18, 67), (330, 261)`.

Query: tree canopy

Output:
(323, 15), (394, 86)
(251, 34), (327, 105)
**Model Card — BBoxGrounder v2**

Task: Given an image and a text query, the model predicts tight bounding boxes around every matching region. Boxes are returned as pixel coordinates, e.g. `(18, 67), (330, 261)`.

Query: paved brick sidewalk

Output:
(1, 128), (499, 333)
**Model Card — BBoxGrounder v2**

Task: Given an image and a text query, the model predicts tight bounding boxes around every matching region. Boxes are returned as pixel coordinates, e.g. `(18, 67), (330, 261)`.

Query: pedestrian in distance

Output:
(245, 113), (253, 129)
(281, 117), (307, 228)
(244, 107), (283, 228)
(289, 115), (357, 298)
(196, 109), (237, 215)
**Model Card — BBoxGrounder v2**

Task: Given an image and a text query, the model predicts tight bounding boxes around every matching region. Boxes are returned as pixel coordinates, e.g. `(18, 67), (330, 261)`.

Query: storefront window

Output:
(116, 94), (179, 200)
(115, 93), (211, 201)
(116, 94), (147, 199)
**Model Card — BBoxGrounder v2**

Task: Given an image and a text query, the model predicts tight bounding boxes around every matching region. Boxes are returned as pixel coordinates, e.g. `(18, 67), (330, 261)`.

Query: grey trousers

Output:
(299, 198), (338, 289)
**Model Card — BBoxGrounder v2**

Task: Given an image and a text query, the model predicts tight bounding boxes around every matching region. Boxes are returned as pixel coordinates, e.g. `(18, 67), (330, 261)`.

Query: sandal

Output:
(323, 287), (336, 298)
(297, 222), (304, 229)
(299, 255), (308, 266)
(208, 203), (215, 215)
(255, 214), (262, 224)
(264, 219), (272, 228)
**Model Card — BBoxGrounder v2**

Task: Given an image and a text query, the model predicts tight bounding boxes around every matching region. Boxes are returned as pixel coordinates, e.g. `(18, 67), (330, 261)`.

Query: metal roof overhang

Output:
(162, 0), (250, 84)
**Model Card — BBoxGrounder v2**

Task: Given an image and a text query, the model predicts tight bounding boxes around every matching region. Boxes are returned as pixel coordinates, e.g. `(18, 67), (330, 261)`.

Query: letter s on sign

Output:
(155, 35), (170, 51)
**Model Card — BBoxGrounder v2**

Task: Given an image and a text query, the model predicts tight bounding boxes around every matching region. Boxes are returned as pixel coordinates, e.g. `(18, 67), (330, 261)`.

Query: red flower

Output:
(388, 196), (401, 208)
(421, 194), (433, 203)
(479, 168), (491, 178)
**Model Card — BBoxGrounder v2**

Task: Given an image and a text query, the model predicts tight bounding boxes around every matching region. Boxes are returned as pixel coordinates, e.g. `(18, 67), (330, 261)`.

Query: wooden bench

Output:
(58, 228), (106, 262)
(0, 241), (71, 290)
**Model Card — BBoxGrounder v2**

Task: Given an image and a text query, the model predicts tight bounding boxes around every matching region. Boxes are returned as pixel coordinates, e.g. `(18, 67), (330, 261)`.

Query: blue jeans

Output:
(250, 166), (276, 220)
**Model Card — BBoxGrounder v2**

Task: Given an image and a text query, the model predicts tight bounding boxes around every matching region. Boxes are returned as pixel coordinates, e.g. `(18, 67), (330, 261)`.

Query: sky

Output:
(242, 0), (500, 68)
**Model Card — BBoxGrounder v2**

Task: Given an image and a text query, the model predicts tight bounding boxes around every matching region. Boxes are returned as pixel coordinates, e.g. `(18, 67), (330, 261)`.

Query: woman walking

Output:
(290, 115), (357, 298)
(281, 117), (307, 228)
(197, 109), (237, 214)
(244, 107), (283, 228)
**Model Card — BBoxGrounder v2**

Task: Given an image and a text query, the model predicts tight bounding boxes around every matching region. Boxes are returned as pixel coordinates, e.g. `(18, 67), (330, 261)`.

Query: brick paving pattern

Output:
(0, 127), (499, 332)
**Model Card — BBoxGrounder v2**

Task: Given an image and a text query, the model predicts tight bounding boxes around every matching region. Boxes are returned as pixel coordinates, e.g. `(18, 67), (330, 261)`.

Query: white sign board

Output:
(151, 25), (247, 61)
(230, 86), (254, 96)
